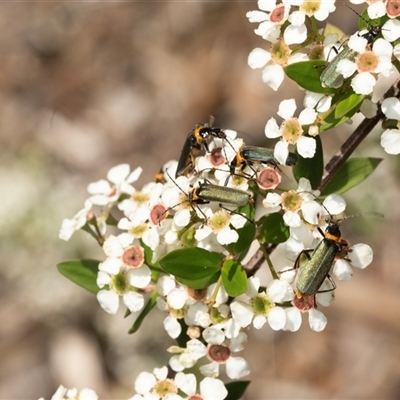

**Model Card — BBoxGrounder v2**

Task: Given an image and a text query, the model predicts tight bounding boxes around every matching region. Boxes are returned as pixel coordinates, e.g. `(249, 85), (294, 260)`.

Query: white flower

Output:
(118, 181), (164, 221)
(174, 373), (228, 400)
(248, 46), (308, 91)
(285, 11), (307, 45)
(133, 366), (181, 399)
(195, 210), (246, 246)
(336, 36), (393, 95)
(286, 300), (328, 332)
(303, 91), (332, 113)
(88, 164), (142, 206)
(47, 385), (98, 400)
(265, 99), (317, 159)
(96, 267), (146, 315)
(169, 339), (208, 372)
(100, 234), (150, 282)
(59, 199), (92, 241)
(264, 177), (322, 229)
(199, 327), (250, 380)
(298, 0), (336, 21)
(380, 97), (400, 154)
(246, 2), (290, 44)
(96, 233), (151, 314)
(381, 129), (400, 154)
(333, 243), (374, 280)
(230, 277), (294, 331)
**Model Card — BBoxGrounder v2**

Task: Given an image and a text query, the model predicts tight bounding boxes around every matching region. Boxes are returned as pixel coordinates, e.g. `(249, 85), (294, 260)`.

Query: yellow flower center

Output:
(271, 40), (291, 66)
(357, 51), (379, 73)
(300, 0), (321, 16)
(281, 190), (303, 212)
(281, 118), (303, 144)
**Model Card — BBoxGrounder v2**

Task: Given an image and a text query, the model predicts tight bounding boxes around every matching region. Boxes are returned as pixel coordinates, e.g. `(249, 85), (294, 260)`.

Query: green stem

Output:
(258, 240), (279, 280)
(208, 275), (223, 309)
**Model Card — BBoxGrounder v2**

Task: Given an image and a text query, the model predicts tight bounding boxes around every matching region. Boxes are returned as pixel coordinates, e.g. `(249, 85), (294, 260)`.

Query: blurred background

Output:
(1, 1), (399, 399)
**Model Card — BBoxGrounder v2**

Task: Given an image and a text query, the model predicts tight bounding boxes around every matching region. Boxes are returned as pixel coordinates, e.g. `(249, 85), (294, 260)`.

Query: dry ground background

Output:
(0, 2), (399, 399)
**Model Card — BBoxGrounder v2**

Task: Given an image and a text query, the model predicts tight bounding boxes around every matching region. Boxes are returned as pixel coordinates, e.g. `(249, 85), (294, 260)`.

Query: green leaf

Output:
(128, 291), (158, 334)
(358, 11), (388, 32)
(284, 61), (336, 94)
(221, 260), (247, 297)
(293, 135), (323, 189)
(236, 202), (256, 220)
(159, 248), (223, 280)
(57, 259), (100, 293)
(320, 113), (350, 132)
(225, 222), (256, 255)
(335, 93), (365, 119)
(225, 381), (251, 400)
(320, 89), (364, 132)
(320, 157), (382, 197)
(142, 241), (158, 268)
(176, 271), (220, 290)
(258, 213), (289, 244)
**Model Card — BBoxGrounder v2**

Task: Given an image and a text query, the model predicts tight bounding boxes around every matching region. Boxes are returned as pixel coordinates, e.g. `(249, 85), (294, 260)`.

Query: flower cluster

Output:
(246, 0), (400, 158)
(39, 385), (98, 400)
(59, 123), (374, 398)
(53, 1), (399, 399)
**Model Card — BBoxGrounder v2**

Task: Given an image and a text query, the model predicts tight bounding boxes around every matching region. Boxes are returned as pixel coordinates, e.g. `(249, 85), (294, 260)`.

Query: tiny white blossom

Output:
(47, 385), (98, 400)
(59, 199), (92, 241)
(88, 164), (142, 206)
(174, 373), (228, 400)
(265, 99), (317, 159)
(200, 327), (250, 380)
(230, 277), (294, 331)
(169, 339), (208, 372)
(380, 97), (400, 154)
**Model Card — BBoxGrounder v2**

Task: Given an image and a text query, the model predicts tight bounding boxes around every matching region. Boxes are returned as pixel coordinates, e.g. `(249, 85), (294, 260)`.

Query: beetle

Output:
(176, 123), (231, 178)
(164, 168), (253, 222)
(320, 22), (382, 88)
(230, 145), (298, 174)
(294, 219), (348, 302)
(191, 181), (253, 208)
(292, 210), (382, 309)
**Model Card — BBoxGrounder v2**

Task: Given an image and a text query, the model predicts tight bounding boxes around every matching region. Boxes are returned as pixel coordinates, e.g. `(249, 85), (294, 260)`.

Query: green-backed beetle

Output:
(176, 123), (231, 178)
(230, 145), (298, 174)
(164, 169), (253, 221)
(192, 181), (253, 208)
(293, 210), (382, 310)
(225, 145), (297, 186)
(320, 20), (382, 88)
(293, 219), (348, 308)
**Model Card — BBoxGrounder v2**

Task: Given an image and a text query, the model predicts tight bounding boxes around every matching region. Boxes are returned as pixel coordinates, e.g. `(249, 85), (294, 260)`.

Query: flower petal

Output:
(199, 377), (228, 400)
(97, 290), (119, 314)
(349, 243), (373, 269)
(163, 315), (182, 339)
(308, 308), (327, 332)
(283, 307), (302, 332)
(333, 259), (353, 281)
(267, 306), (286, 330)
(248, 47), (271, 69)
(226, 357), (251, 380)
(297, 136), (316, 158)
(262, 64), (284, 91)
(123, 291), (145, 312)
(230, 301), (254, 328)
